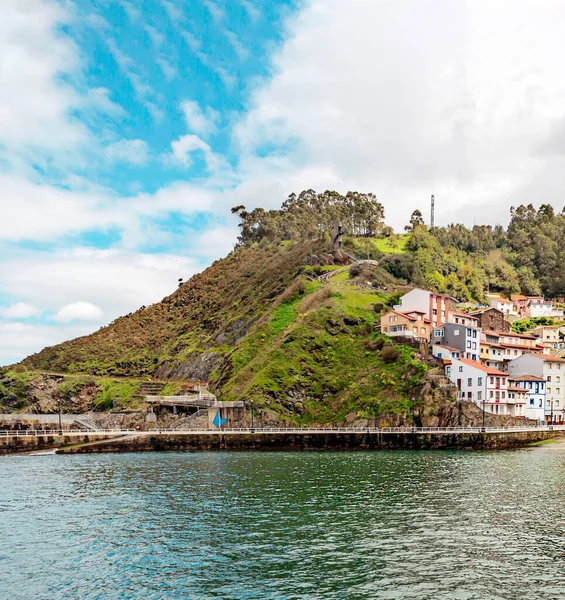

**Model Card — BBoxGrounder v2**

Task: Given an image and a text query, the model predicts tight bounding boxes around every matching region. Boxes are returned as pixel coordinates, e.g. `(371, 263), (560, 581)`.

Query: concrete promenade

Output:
(2, 425), (565, 437)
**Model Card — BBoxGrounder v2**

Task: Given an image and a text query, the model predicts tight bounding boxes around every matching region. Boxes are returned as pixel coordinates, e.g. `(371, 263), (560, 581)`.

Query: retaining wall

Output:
(57, 430), (563, 454)
(0, 434), (119, 455)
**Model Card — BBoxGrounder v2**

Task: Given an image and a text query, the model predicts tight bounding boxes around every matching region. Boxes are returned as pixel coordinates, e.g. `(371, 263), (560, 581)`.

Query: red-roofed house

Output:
(447, 357), (509, 414)
(380, 310), (431, 341)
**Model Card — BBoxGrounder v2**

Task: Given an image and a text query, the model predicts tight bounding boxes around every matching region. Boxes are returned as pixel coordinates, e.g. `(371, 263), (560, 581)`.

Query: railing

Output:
(1, 425), (564, 437)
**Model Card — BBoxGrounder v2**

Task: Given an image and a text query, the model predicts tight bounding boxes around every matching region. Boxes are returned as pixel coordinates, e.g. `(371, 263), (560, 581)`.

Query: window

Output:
(421, 328), (425, 334)
(490, 377), (494, 384)
(468, 378), (473, 387)
(548, 376), (552, 382)
(433, 309), (437, 316)
(459, 366), (463, 373)
(496, 391), (500, 400)
(490, 391), (494, 398)
(558, 388), (561, 395)
(467, 341), (472, 348)
(454, 330), (460, 336)
(530, 399), (535, 406)
(496, 377), (500, 386)
(478, 377), (483, 386)
(548, 387), (552, 394)
(478, 391), (483, 401)
(558, 377), (561, 383)
(502, 392), (505, 399)
(467, 392), (472, 399)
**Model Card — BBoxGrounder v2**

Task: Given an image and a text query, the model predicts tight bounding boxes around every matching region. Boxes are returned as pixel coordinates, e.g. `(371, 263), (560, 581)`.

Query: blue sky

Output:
(3, 0), (565, 364)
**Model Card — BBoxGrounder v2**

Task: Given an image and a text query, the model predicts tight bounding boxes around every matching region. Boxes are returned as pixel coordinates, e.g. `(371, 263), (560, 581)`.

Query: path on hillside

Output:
(318, 259), (381, 284)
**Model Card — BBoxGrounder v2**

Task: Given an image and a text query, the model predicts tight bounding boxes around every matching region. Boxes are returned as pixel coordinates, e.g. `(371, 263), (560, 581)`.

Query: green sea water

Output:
(1, 445), (565, 599)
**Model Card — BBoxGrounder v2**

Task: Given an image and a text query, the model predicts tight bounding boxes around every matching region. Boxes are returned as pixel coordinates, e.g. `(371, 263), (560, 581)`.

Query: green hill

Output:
(6, 190), (565, 423)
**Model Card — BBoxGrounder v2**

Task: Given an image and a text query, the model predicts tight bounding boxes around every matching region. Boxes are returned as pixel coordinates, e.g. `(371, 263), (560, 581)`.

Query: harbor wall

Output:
(55, 430), (563, 454)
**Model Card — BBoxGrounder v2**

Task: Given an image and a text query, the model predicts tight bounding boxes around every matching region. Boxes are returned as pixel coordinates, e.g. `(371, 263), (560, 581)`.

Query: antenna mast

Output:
(430, 194), (435, 230)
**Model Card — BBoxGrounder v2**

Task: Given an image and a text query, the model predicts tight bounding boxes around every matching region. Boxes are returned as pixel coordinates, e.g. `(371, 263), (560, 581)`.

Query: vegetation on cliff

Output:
(11, 190), (565, 423)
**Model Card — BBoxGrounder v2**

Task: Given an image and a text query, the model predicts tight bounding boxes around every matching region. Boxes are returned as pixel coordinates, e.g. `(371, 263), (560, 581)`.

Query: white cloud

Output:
(160, 0), (184, 21)
(0, 302), (39, 319)
(105, 139), (149, 165)
(54, 301), (104, 322)
(85, 87), (127, 119)
(157, 57), (177, 81)
(234, 0), (565, 229)
(180, 100), (219, 135)
(170, 134), (225, 171)
(203, 0), (224, 23)
(225, 30), (249, 60)
(0, 0), (89, 165)
(0, 248), (204, 363)
(0, 175), (227, 244)
(0, 322), (93, 366)
(241, 0), (261, 22)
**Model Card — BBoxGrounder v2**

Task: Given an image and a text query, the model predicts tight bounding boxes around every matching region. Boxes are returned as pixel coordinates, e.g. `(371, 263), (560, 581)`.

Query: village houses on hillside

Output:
(380, 288), (565, 425)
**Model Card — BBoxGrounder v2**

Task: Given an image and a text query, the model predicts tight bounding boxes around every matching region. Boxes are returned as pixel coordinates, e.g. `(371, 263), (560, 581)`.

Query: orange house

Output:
(380, 310), (431, 341)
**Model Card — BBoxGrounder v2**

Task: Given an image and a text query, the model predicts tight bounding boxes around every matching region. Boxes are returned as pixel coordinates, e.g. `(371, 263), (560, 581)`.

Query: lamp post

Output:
(251, 400), (255, 430)
(550, 397), (554, 426)
(482, 398), (486, 432)
(57, 395), (63, 435)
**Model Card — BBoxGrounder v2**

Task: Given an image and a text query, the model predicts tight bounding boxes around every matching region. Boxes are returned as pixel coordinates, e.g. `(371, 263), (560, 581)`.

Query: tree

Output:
(405, 210), (425, 232)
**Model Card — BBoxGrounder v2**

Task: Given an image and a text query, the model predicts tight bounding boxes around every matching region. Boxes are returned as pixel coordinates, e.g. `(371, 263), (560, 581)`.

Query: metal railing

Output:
(1, 425), (564, 437)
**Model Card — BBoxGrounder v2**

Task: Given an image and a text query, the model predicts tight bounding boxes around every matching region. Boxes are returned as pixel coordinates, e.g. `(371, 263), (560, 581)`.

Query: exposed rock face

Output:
(156, 352), (222, 381)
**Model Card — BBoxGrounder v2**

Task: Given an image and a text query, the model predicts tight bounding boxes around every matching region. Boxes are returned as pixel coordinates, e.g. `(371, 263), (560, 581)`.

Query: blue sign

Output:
(212, 410), (228, 428)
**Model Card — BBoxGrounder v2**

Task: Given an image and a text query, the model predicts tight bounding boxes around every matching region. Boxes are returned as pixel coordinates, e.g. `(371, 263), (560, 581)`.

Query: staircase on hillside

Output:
(137, 382), (166, 395)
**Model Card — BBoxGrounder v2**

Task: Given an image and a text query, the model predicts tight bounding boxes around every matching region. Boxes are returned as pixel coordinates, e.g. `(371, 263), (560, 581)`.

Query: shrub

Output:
(350, 264), (363, 277)
(373, 302), (384, 313)
(381, 346), (400, 364)
(298, 287), (333, 313)
(276, 278), (306, 305)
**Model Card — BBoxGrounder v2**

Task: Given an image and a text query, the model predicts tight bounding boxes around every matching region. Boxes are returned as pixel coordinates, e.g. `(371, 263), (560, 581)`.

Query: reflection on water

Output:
(2, 444), (565, 599)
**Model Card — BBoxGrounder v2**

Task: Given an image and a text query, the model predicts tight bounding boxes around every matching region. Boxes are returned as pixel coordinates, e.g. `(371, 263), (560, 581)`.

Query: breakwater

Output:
(56, 430), (562, 453)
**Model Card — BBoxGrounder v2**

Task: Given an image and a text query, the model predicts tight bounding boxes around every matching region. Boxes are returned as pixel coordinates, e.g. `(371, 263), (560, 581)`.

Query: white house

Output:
(532, 325), (562, 350)
(394, 289), (454, 329)
(487, 295), (516, 315)
(528, 301), (564, 319)
(508, 354), (565, 424)
(448, 358), (509, 415)
(431, 345), (462, 361)
(448, 311), (480, 327)
(506, 384), (527, 418)
(508, 375), (546, 422)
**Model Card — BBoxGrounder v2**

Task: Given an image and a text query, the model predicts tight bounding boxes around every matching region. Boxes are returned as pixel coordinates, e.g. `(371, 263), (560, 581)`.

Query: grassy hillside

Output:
(17, 238), (430, 423)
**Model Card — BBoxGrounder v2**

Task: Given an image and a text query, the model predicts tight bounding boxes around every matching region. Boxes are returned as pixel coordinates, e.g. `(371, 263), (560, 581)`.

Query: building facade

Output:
(380, 310), (431, 341)
(508, 354), (565, 423)
(447, 358), (509, 414)
(470, 307), (511, 333)
(508, 375), (546, 422)
(393, 289), (455, 329)
(432, 323), (481, 362)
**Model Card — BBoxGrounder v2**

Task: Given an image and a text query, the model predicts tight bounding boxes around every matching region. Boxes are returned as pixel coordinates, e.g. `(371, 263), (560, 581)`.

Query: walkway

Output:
(2, 425), (564, 437)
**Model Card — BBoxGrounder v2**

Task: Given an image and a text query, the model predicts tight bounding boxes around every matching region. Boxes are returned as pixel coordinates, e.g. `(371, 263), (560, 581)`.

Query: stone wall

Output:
(0, 434), (115, 455)
(57, 430), (562, 454)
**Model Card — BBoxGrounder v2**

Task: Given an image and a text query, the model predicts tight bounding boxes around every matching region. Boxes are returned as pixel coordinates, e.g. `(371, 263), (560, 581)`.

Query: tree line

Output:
(232, 191), (565, 299)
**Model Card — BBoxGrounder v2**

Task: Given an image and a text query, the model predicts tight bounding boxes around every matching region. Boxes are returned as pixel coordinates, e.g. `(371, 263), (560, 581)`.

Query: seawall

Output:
(0, 434), (122, 455)
(56, 430), (564, 453)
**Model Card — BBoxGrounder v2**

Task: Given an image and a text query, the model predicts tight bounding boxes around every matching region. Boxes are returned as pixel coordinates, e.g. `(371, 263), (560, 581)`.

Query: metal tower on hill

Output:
(430, 194), (435, 229)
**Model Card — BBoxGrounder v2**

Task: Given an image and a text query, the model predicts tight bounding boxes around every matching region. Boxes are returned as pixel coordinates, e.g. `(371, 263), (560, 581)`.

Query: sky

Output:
(2, 0), (565, 365)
